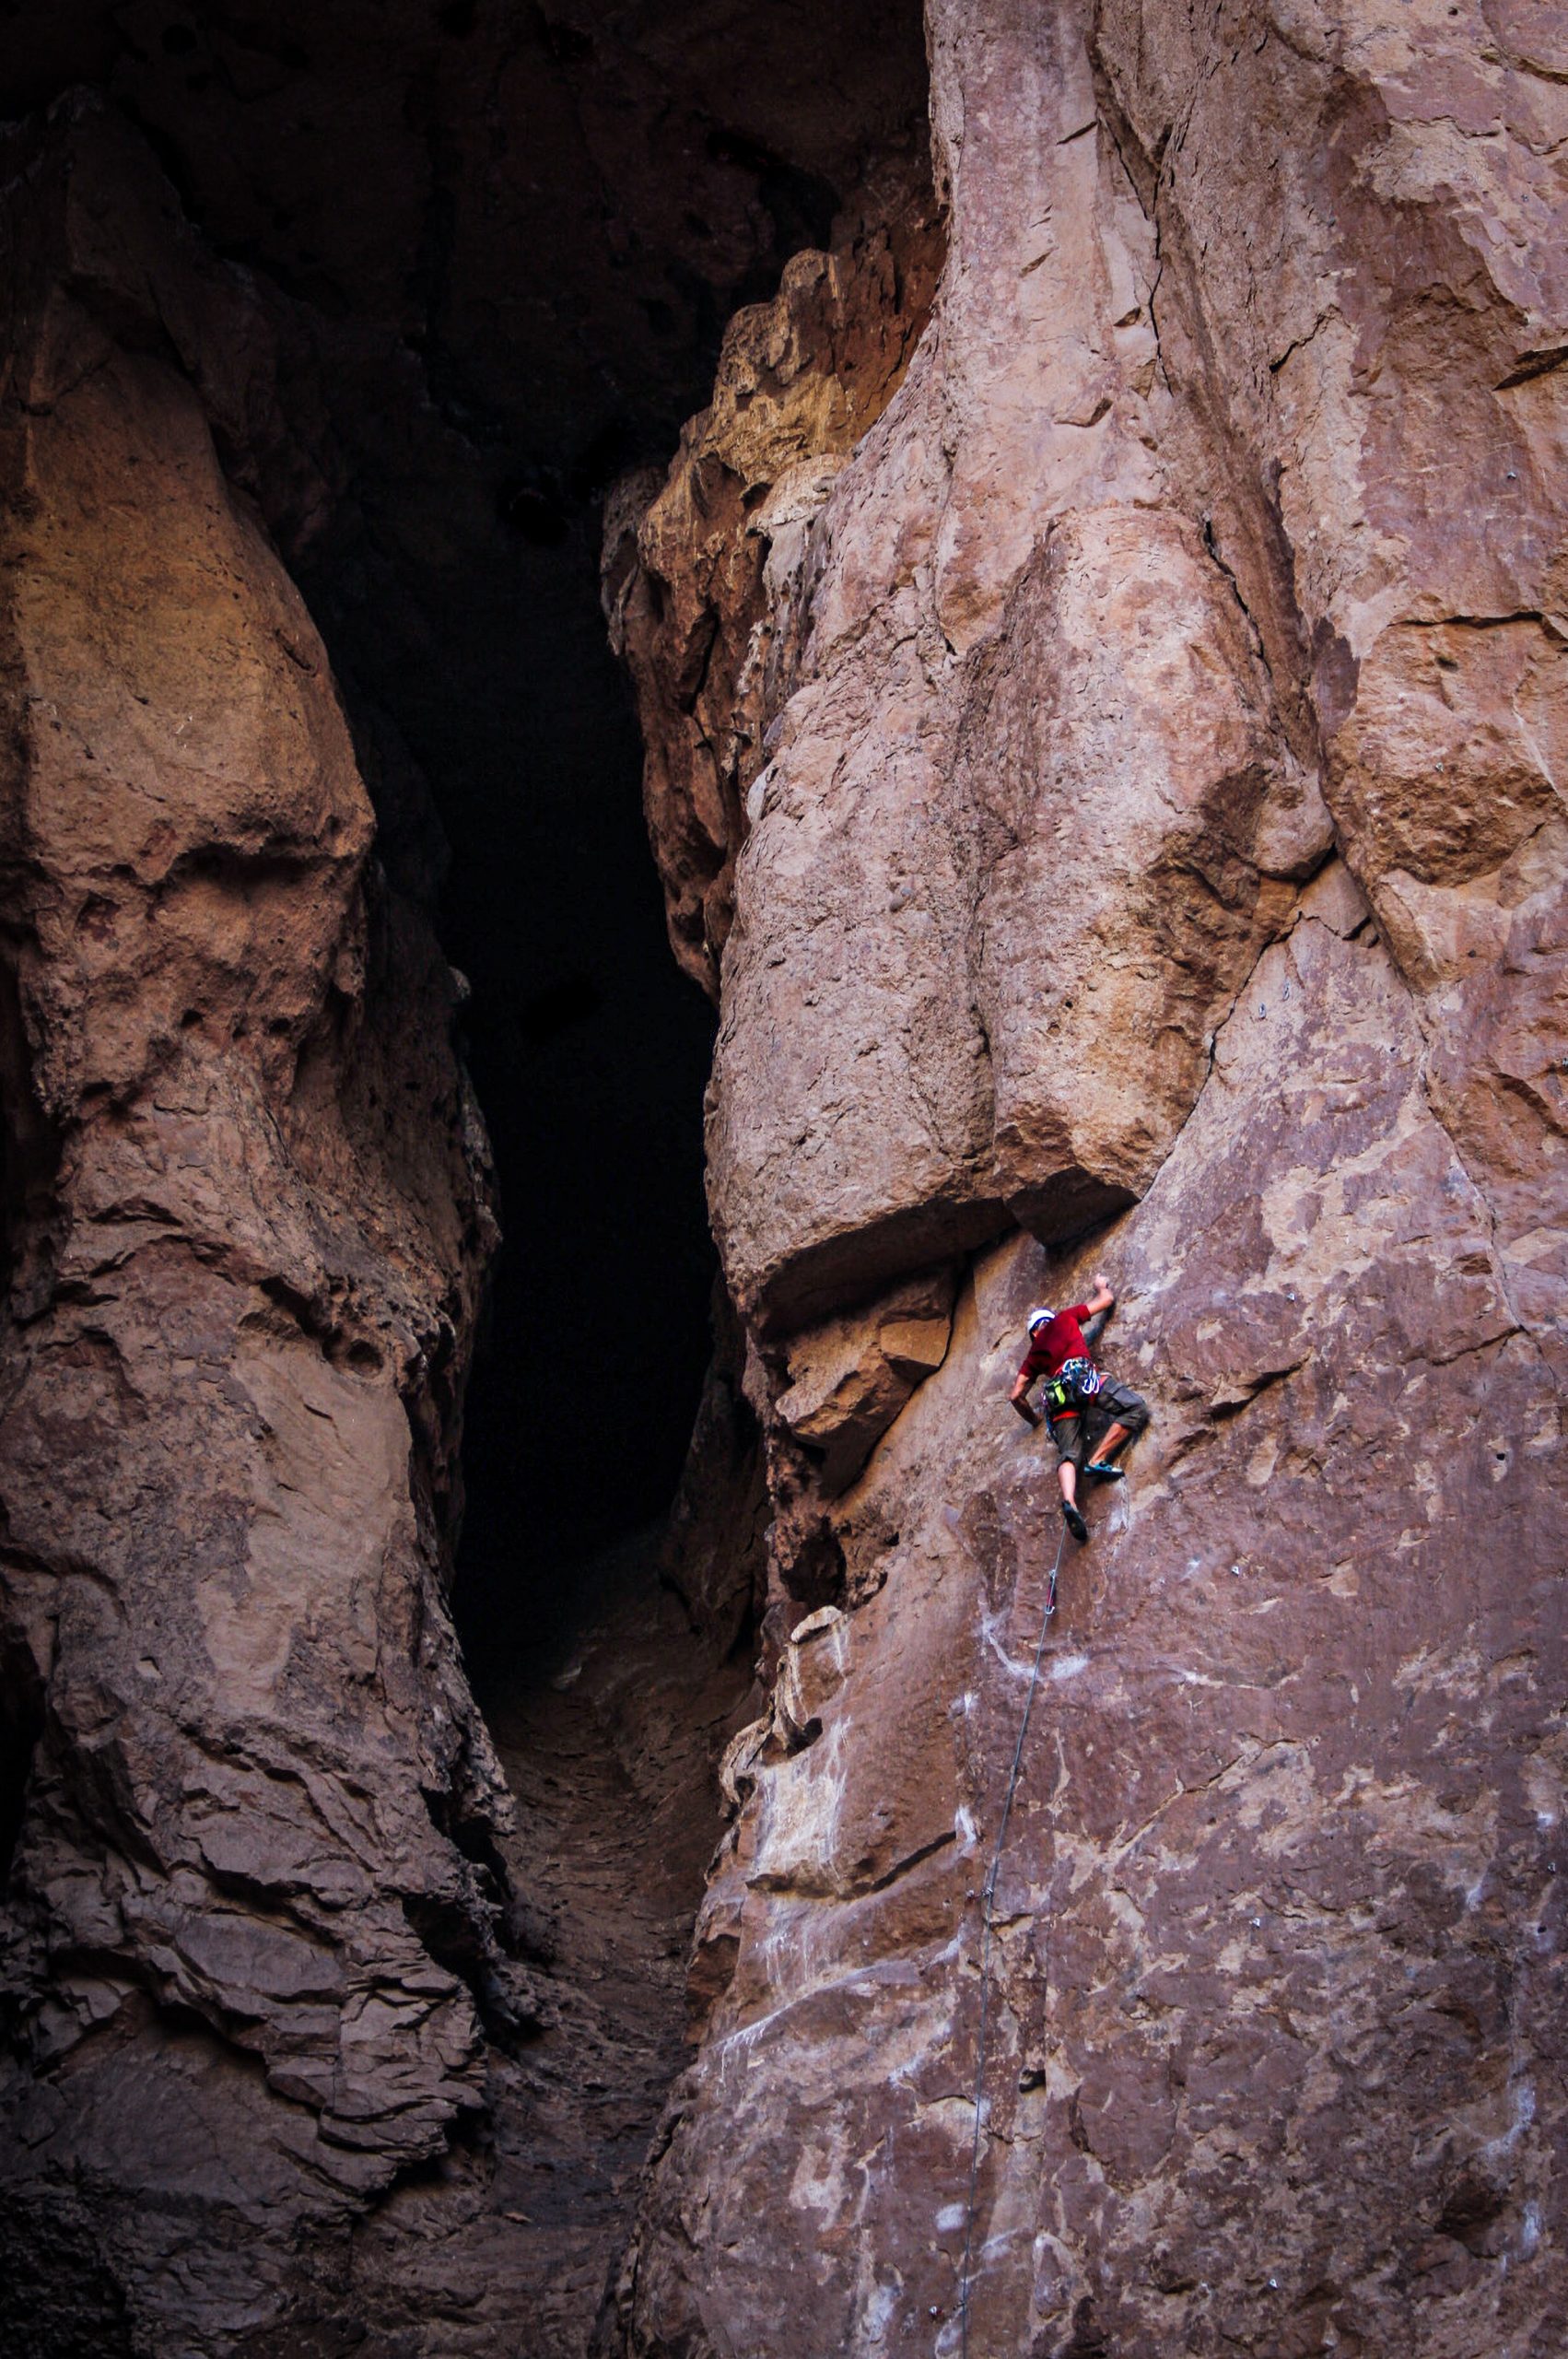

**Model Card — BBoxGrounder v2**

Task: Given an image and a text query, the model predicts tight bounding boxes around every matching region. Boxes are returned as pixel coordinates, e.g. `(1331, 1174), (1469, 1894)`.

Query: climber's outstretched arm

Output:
(1082, 1272), (1116, 1319)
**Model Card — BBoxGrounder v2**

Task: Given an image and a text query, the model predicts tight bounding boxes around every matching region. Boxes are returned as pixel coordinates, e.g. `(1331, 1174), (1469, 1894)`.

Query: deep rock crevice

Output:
(0, 8), (934, 2353)
(4, 5), (1568, 2358)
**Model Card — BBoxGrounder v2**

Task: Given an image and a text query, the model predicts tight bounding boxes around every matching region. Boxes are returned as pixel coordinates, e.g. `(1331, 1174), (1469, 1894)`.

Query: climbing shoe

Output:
(1082, 1459), (1124, 1483)
(1061, 1500), (1088, 1543)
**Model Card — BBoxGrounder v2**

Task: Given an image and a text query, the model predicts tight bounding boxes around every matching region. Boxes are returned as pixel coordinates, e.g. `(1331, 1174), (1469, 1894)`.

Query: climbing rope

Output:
(956, 1518), (1069, 2359)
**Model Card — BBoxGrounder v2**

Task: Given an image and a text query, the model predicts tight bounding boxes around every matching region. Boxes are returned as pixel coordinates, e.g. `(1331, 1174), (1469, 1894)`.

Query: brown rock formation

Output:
(3, 0), (1565, 2351)
(0, 96), (771, 2359)
(0, 100), (523, 2347)
(777, 1268), (955, 1497)
(0, 0), (937, 1627)
(0, 11), (931, 2341)
(617, 0), (1338, 1334)
(346, 1532), (752, 2359)
(603, 2), (1568, 2353)
(614, 868), (1566, 2358)
(604, 157), (944, 995)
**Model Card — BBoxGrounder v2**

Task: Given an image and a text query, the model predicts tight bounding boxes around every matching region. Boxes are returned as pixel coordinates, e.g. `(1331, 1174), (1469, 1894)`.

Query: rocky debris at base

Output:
(341, 1541), (752, 2359)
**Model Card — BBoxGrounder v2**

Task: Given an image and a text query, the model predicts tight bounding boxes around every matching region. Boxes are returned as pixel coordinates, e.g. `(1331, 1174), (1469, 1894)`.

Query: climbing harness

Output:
(956, 1516), (1071, 2359)
(1042, 1356), (1100, 1416)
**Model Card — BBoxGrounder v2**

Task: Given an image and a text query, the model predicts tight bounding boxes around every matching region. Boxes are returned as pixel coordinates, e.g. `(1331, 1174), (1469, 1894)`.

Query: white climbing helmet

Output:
(1027, 1307), (1055, 1333)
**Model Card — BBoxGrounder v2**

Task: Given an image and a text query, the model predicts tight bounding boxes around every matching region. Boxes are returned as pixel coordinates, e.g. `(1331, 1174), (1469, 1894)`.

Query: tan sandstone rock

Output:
(603, 3), (1568, 2354)
(619, 0), (1340, 1333)
(604, 157), (943, 999)
(776, 1268), (955, 1494)
(0, 102), (514, 2345)
(608, 869), (1565, 2359)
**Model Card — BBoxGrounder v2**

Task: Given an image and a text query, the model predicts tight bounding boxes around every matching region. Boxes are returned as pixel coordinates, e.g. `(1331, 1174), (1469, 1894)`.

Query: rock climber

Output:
(1008, 1276), (1150, 1544)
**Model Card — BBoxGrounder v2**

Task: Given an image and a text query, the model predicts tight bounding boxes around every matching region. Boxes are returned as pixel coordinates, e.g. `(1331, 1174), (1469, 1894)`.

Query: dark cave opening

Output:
(0, 1628), (45, 1901)
(0, 1), (932, 1663)
(0, 9), (935, 2346)
(301, 503), (723, 1662)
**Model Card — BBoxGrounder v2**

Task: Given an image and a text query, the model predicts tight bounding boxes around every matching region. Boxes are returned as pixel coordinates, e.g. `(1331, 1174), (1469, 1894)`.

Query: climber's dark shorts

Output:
(1047, 1379), (1150, 1469)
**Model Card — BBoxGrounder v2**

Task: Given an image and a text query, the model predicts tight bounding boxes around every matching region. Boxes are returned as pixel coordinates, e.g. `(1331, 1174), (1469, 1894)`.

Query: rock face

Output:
(604, 154), (944, 996)
(4, 2), (1567, 2352)
(604, 3), (1568, 2353)
(777, 1267), (955, 1496)
(0, 0), (938, 1637)
(0, 92), (773, 2358)
(345, 1532), (752, 2359)
(0, 28), (927, 2344)
(0, 101), (521, 2349)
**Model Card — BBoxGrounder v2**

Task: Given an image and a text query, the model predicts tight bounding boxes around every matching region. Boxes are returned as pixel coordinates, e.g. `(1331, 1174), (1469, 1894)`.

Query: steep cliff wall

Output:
(0, 14), (934, 2342)
(0, 102), (527, 2351)
(605, 3), (1568, 2352)
(0, 0), (935, 1663)
(3, 3), (1564, 2352)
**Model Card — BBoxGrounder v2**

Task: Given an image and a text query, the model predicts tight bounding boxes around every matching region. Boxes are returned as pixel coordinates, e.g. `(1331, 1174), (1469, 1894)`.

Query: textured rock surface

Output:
(342, 1534), (750, 2359)
(604, 2), (1568, 2353)
(4, 0), (1567, 2352)
(1089, 0), (1568, 1379)
(613, 870), (1566, 2358)
(683, 0), (1337, 1331)
(0, 97), (769, 2359)
(604, 155), (943, 995)
(0, 0), (936, 1634)
(777, 1267), (955, 1496)
(0, 29), (930, 2343)
(0, 100), (521, 2349)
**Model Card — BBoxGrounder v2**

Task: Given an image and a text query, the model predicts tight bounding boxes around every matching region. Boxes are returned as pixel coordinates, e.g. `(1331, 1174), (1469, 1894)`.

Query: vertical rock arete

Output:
(604, 4), (1567, 2354)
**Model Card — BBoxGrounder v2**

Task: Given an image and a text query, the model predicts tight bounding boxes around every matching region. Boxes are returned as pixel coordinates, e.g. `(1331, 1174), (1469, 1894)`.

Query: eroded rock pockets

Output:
(0, 100), (524, 2353)
(600, 1), (1568, 2353)
(0, 71), (877, 2359)
(603, 141), (946, 1003)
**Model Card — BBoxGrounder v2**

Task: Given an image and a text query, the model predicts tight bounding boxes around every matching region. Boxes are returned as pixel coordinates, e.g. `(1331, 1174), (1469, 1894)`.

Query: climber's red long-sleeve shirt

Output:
(1017, 1306), (1093, 1387)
